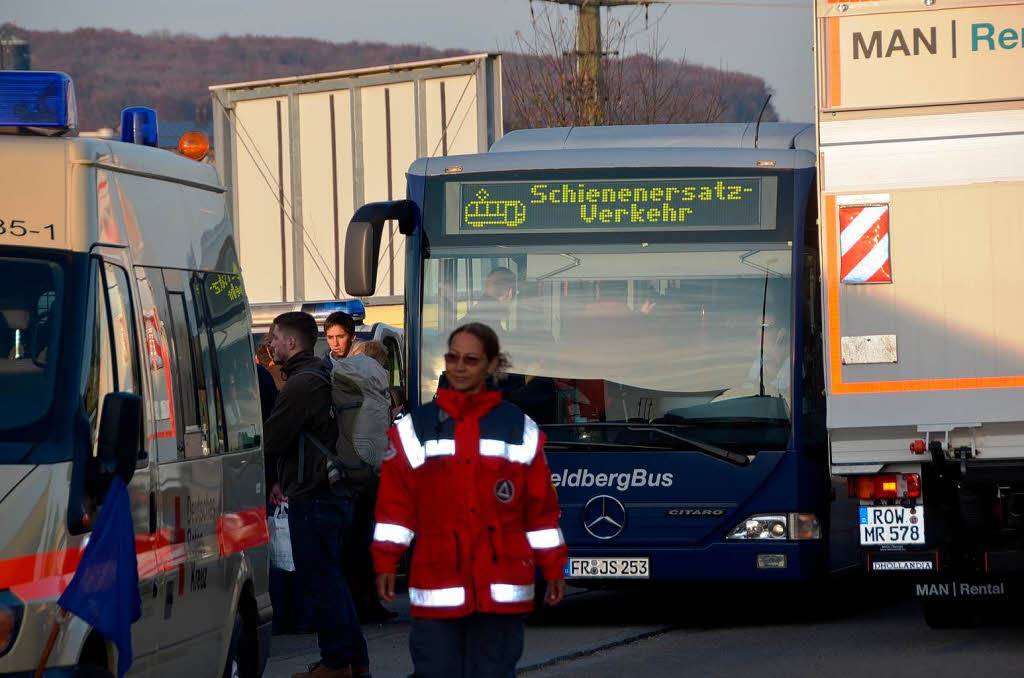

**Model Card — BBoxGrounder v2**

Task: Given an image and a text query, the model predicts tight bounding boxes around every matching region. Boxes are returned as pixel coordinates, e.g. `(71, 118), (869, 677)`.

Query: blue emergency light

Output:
(0, 70), (77, 131)
(301, 299), (367, 324)
(121, 106), (159, 147)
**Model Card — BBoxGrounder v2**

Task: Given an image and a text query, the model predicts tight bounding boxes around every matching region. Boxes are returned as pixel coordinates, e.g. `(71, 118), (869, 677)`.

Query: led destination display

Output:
(456, 177), (772, 233)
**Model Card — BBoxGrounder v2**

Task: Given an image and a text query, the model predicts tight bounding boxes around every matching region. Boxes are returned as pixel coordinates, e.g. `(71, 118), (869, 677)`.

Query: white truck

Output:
(209, 53), (503, 320)
(814, 0), (1024, 624)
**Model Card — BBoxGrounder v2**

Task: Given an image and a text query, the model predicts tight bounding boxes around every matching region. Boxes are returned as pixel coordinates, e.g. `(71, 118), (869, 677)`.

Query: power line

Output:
(229, 110), (336, 295)
(661, 0), (808, 8)
(430, 74), (474, 157)
(231, 110), (337, 289)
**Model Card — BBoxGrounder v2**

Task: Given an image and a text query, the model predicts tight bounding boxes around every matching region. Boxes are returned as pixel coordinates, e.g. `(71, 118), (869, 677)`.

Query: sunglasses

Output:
(444, 352), (484, 367)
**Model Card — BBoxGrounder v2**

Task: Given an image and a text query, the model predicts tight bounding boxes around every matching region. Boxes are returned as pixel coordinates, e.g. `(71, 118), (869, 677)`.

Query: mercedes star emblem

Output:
(582, 494), (626, 540)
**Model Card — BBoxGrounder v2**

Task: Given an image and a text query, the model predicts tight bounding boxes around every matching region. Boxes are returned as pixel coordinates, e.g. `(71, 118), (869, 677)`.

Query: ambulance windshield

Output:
(0, 255), (63, 432)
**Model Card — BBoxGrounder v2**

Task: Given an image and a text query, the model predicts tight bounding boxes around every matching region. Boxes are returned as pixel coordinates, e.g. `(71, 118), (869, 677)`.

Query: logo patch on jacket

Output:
(383, 443), (397, 461)
(494, 479), (515, 503)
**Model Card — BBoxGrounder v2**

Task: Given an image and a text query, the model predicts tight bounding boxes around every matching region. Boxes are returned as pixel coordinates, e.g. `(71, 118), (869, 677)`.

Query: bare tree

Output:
(502, 2), (769, 129)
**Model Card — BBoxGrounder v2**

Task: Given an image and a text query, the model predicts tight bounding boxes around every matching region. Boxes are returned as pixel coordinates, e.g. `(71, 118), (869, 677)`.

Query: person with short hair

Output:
(350, 339), (388, 368)
(460, 267), (517, 331)
(263, 311), (369, 678)
(374, 322), (567, 678)
(323, 311), (357, 370)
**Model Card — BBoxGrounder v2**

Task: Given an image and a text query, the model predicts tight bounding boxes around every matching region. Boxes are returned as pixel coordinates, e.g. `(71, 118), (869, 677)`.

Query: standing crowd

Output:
(255, 310), (568, 678)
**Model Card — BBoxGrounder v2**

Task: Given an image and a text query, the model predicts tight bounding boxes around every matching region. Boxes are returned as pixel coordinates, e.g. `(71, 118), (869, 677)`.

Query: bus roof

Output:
(490, 123), (814, 153)
(409, 123), (815, 177)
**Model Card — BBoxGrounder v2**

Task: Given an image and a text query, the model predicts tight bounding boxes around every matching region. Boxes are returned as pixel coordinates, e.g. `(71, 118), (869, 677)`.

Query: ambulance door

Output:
(84, 248), (162, 677)
(194, 269), (266, 639)
(151, 267), (226, 674)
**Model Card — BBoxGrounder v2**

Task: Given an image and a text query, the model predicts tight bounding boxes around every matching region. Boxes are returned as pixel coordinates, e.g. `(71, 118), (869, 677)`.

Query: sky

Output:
(7, 0), (814, 121)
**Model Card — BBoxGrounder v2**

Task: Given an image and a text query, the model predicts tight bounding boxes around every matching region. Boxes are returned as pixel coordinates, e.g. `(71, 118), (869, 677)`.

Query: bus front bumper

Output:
(564, 539), (828, 582)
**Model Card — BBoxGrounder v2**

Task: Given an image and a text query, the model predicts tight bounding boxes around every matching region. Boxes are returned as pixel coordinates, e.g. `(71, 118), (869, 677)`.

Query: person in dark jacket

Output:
(374, 322), (567, 678)
(264, 311), (369, 678)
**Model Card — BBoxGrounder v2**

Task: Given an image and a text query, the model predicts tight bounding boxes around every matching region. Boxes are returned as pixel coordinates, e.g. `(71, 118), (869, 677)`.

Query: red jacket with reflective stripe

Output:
(372, 387), (567, 619)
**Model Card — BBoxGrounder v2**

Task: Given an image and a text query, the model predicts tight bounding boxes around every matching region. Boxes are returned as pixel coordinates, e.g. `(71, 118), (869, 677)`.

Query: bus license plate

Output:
(859, 506), (925, 545)
(564, 557), (650, 579)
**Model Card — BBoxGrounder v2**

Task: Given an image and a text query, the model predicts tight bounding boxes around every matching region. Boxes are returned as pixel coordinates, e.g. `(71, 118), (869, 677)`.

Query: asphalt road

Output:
(266, 577), (1024, 678)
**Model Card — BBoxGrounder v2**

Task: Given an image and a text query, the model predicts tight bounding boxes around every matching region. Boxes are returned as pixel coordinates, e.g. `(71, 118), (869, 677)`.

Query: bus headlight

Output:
(726, 513), (821, 540)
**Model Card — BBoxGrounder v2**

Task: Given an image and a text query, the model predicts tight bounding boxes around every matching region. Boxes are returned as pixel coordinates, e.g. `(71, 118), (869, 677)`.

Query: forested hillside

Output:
(5, 24), (776, 130)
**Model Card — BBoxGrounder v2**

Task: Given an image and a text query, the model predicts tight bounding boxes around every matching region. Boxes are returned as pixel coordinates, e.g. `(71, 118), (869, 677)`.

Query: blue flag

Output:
(58, 477), (142, 678)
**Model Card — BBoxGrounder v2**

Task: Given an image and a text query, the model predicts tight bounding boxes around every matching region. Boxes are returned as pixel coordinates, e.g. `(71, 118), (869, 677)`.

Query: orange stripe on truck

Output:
(827, 17), (842, 108)
(824, 194), (1024, 394)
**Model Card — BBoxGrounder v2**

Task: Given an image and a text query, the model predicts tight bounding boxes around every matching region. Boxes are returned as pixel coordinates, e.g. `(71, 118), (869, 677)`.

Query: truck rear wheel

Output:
(922, 598), (972, 628)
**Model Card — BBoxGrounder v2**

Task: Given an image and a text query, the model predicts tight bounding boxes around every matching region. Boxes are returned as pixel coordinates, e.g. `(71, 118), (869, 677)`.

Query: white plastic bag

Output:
(268, 503), (295, 572)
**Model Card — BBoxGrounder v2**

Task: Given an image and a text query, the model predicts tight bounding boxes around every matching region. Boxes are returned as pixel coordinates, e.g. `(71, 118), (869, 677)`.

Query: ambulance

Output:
(0, 71), (271, 677)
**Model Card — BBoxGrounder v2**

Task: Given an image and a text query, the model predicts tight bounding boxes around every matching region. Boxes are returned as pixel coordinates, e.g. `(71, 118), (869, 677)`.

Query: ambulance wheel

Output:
(224, 609), (259, 678)
(77, 631), (114, 678)
(76, 663), (114, 678)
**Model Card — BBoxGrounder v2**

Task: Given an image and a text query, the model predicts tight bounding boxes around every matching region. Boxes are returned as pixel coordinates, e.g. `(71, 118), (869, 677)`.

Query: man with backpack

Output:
(264, 311), (370, 678)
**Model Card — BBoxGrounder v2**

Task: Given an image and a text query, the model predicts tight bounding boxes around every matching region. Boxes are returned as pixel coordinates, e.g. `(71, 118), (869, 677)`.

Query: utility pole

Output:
(536, 0), (653, 125)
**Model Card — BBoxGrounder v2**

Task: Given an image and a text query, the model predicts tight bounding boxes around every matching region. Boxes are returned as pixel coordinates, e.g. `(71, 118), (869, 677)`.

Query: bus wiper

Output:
(542, 423), (748, 465)
(626, 425), (748, 466)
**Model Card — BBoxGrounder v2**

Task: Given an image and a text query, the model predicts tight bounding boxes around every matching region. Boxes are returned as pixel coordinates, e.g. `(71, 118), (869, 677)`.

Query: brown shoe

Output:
(291, 663), (353, 678)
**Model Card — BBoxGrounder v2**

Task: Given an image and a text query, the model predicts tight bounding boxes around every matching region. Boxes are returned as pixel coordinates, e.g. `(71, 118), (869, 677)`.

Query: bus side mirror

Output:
(344, 200), (419, 297)
(96, 392), (142, 486)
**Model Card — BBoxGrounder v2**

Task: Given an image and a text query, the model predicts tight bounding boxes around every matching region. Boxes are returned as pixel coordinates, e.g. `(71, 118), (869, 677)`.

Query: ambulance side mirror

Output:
(96, 392), (142, 486)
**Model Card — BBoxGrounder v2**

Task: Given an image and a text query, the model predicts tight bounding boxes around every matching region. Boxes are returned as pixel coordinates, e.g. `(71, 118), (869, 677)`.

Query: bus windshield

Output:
(0, 254), (64, 433)
(421, 243), (793, 450)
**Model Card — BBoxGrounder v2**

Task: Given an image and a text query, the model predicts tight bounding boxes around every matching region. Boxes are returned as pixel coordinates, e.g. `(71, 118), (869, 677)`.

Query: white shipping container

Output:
(210, 54), (503, 308)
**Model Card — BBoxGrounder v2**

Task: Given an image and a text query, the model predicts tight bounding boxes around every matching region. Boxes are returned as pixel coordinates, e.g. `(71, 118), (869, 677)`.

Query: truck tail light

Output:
(905, 473), (921, 498)
(874, 474), (899, 499)
(852, 473), (922, 500)
(855, 476), (875, 500)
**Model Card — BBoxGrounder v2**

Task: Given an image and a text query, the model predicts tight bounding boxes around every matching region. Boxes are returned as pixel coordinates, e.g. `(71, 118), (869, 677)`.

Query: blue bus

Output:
(345, 124), (846, 584)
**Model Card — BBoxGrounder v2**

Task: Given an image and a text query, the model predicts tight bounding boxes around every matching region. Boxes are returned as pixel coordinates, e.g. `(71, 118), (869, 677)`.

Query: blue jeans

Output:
(409, 614), (524, 678)
(289, 493), (369, 668)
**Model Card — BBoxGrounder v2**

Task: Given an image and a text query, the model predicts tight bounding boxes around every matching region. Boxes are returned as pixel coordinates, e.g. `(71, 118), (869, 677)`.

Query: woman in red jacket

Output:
(373, 322), (567, 678)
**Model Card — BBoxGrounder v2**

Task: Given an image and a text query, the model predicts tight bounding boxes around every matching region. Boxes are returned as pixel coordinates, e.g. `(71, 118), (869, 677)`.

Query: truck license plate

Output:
(564, 557), (650, 578)
(859, 505), (925, 546)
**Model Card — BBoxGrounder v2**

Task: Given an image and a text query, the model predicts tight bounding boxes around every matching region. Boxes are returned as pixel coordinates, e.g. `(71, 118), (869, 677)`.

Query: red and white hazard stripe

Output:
(839, 204), (891, 283)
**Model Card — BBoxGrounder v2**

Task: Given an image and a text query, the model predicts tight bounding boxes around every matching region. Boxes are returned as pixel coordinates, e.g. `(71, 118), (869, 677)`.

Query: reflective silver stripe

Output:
(479, 439), (507, 458)
(425, 439), (456, 458)
(490, 583), (534, 604)
(526, 528), (564, 549)
(373, 522), (415, 546)
(395, 415), (425, 468)
(507, 416), (539, 464)
(479, 415), (539, 465)
(409, 586), (466, 608)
